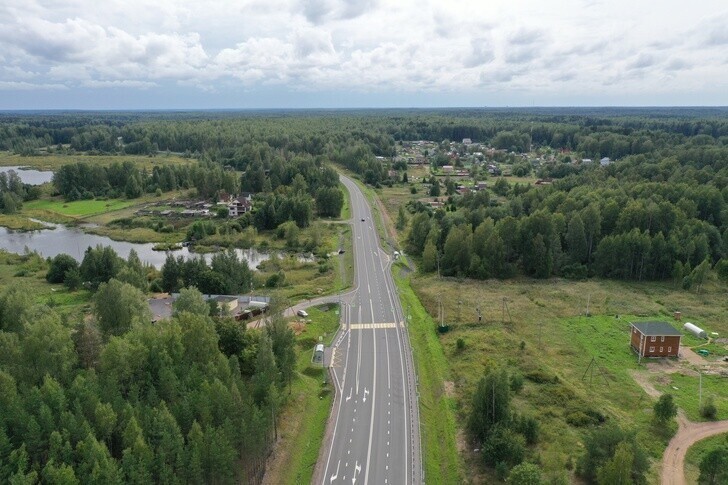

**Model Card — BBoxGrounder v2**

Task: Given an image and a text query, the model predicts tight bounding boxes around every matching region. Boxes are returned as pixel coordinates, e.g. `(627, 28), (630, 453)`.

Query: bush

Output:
(46, 254), (79, 284)
(525, 370), (558, 384)
(717, 259), (728, 282)
(149, 279), (163, 293)
(64, 268), (82, 291)
(482, 424), (526, 468)
(577, 425), (648, 484)
(508, 462), (542, 485)
(653, 394), (677, 424)
(561, 263), (588, 280)
(701, 397), (718, 420)
(456, 338), (466, 351)
(510, 373), (524, 393)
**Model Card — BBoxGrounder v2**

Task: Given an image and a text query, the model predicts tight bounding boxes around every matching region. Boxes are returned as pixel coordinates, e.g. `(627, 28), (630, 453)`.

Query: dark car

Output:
(361, 218), (365, 221)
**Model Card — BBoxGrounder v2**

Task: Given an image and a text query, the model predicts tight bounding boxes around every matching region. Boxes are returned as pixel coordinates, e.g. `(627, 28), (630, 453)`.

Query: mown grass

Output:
(24, 198), (137, 218)
(393, 264), (464, 483)
(684, 432), (728, 484)
(655, 372), (728, 421)
(266, 304), (340, 485)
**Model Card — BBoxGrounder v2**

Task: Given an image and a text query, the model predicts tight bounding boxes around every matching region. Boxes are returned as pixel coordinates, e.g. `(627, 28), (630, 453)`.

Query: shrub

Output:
(482, 424), (526, 468)
(510, 373), (524, 393)
(701, 397), (718, 420)
(456, 338), (466, 351)
(525, 370), (558, 384)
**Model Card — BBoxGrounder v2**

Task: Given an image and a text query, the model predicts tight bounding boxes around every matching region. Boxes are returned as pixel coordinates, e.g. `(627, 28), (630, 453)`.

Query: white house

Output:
(228, 193), (253, 217)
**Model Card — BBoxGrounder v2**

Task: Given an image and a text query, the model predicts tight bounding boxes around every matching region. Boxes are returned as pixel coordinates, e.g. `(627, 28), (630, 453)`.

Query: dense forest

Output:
(406, 135), (728, 283)
(1, 108), (728, 482)
(0, 248), (293, 484)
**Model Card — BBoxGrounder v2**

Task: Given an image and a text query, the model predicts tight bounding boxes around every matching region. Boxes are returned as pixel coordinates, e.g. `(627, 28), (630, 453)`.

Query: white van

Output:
(297, 309), (309, 318)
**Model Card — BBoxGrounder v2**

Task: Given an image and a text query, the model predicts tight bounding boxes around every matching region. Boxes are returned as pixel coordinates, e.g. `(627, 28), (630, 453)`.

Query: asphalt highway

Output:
(318, 174), (422, 484)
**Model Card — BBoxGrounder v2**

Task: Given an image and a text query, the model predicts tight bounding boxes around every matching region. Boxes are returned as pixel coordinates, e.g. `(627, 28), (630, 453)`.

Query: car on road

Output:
(297, 309), (308, 318)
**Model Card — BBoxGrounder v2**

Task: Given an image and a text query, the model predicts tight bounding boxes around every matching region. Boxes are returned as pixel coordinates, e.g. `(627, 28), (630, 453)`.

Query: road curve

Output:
(314, 174), (422, 484)
(661, 412), (728, 485)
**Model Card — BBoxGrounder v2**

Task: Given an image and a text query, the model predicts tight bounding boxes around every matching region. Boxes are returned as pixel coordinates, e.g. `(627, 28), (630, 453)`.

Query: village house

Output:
(630, 321), (682, 359)
(228, 194), (253, 217)
(600, 157), (613, 166)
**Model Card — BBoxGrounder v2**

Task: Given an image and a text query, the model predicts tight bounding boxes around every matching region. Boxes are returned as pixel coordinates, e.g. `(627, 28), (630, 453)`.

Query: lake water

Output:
(0, 222), (309, 269)
(0, 166), (54, 185)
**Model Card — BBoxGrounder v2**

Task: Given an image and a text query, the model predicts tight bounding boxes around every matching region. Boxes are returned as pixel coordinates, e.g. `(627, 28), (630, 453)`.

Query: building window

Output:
(660, 347), (663, 352)
(661, 336), (665, 342)
(668, 347), (672, 353)
(650, 336), (656, 342)
(649, 346), (655, 352)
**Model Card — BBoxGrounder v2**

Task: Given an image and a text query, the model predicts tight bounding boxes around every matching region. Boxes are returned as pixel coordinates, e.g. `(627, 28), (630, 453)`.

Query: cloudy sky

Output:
(0, 0), (726, 109)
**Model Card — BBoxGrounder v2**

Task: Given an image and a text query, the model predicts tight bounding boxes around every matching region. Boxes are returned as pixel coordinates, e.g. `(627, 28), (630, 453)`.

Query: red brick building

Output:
(630, 321), (682, 359)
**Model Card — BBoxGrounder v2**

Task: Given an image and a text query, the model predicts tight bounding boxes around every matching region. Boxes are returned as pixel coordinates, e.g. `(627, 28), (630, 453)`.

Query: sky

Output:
(0, 0), (726, 109)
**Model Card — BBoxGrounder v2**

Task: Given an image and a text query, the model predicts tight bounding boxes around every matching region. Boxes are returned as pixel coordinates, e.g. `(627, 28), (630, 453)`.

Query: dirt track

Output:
(661, 412), (728, 485)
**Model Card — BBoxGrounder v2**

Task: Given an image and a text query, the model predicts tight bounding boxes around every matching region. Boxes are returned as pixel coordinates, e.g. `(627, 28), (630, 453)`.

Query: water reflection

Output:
(0, 166), (54, 185)
(0, 222), (311, 269)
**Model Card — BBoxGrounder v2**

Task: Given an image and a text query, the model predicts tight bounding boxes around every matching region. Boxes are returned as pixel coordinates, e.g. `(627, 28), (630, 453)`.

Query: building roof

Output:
(631, 321), (682, 337)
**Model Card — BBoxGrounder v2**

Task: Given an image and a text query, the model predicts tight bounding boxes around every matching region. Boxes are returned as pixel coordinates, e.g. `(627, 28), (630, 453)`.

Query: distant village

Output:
(135, 192), (254, 219)
(134, 138), (617, 219)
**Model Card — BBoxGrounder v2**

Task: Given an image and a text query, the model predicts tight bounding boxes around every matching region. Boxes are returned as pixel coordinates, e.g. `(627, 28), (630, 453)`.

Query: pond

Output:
(0, 166), (54, 185)
(0, 222), (311, 269)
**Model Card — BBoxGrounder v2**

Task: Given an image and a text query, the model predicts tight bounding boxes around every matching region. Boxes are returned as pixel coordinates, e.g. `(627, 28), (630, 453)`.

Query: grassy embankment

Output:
(394, 260), (465, 483)
(263, 304), (341, 485)
(0, 214), (48, 231)
(684, 432), (728, 483)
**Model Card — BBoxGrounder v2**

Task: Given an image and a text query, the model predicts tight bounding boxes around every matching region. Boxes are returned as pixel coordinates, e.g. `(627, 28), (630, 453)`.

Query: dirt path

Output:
(661, 413), (728, 485)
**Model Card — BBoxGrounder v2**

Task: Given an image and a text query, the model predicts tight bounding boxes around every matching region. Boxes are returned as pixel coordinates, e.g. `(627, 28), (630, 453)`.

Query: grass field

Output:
(407, 273), (728, 482)
(684, 432), (728, 484)
(0, 250), (92, 319)
(24, 198), (136, 218)
(655, 372), (728, 421)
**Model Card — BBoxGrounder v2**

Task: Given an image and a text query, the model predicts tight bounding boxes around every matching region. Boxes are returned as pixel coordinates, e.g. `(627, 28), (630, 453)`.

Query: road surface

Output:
(661, 411), (728, 485)
(316, 174), (422, 484)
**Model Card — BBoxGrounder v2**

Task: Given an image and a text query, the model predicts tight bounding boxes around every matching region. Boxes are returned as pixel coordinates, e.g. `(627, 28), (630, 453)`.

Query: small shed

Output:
(215, 296), (239, 314)
(630, 321), (682, 359)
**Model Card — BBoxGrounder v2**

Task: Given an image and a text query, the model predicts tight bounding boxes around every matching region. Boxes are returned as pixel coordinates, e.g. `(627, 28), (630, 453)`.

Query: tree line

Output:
(406, 148), (727, 283)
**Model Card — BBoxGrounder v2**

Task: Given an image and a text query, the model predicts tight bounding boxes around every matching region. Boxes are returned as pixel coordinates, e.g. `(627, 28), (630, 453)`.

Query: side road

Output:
(661, 412), (728, 485)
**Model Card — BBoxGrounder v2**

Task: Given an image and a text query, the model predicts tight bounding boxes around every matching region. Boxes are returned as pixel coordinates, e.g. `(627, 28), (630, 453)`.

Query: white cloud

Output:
(0, 0), (725, 104)
(82, 80), (158, 89)
(0, 81), (68, 90)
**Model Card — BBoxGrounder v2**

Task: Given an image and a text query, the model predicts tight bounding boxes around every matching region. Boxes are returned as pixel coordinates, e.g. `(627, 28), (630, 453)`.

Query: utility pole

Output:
(699, 369), (703, 409)
(585, 293), (591, 317)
